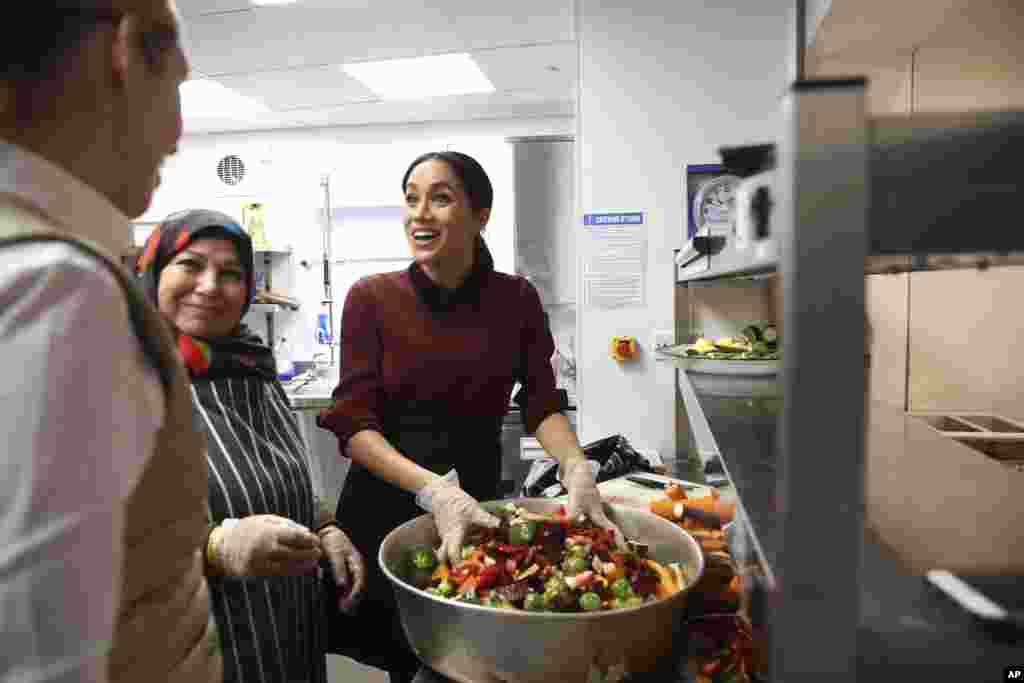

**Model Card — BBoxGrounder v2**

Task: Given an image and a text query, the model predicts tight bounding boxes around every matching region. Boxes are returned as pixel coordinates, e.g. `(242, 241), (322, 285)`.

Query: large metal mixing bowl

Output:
(379, 498), (704, 683)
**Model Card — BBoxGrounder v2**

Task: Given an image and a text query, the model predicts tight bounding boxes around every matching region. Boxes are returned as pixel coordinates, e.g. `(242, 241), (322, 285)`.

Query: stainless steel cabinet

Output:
(510, 136), (576, 306)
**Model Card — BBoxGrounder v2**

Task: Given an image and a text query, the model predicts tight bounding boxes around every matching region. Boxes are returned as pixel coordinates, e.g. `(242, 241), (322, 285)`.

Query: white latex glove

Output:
(416, 470), (500, 566)
(318, 525), (366, 614)
(213, 515), (322, 578)
(561, 458), (626, 548)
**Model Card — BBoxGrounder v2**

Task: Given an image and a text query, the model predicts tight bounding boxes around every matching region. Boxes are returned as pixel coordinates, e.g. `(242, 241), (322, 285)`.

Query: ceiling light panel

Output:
(342, 53), (495, 100)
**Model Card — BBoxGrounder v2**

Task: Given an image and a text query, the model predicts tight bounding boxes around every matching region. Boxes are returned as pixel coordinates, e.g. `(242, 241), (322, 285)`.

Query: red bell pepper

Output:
(476, 564), (503, 591)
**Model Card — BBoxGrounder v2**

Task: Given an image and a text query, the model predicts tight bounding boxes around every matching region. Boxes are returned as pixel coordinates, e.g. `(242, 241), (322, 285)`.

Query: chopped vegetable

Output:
(579, 592), (602, 611)
(431, 563), (450, 582)
(408, 505), (691, 612)
(610, 577), (633, 599)
(562, 554), (589, 576)
(523, 592), (546, 611)
(410, 546), (437, 571)
(665, 483), (687, 501)
(508, 520), (538, 546)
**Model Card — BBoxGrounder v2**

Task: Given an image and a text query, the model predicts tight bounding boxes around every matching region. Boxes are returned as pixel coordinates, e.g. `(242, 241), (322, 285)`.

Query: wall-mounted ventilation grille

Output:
(217, 155), (246, 186)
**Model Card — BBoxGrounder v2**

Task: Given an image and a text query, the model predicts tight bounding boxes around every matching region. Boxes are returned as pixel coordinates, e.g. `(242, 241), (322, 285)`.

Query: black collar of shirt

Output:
(409, 237), (495, 312)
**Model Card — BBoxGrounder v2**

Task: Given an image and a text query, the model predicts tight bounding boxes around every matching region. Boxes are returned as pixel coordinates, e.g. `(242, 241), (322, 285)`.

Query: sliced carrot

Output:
(643, 559), (680, 598)
(665, 483), (687, 501)
(682, 496), (735, 523)
(457, 576), (478, 595)
(649, 497), (678, 520)
(431, 563), (450, 582)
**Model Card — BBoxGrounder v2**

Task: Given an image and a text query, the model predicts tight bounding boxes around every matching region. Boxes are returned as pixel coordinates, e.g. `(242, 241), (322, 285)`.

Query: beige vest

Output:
(0, 198), (223, 683)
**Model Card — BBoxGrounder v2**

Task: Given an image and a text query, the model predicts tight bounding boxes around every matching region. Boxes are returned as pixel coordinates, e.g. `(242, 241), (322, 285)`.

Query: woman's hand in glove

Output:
(213, 515), (323, 578)
(562, 458), (626, 548)
(318, 525), (366, 614)
(416, 473), (500, 566)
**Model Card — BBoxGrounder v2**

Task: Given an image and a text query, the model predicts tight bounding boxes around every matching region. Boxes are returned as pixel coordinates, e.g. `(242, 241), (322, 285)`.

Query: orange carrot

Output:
(431, 563), (450, 582)
(643, 559), (680, 598)
(649, 497), (680, 520)
(682, 496), (735, 523)
(665, 483), (687, 501)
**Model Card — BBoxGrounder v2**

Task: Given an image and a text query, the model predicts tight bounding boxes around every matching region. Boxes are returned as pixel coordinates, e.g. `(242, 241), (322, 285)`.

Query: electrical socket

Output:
(652, 329), (676, 350)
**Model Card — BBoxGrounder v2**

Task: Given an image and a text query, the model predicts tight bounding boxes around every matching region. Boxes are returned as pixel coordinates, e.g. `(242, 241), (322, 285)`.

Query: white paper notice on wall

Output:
(582, 213), (646, 308)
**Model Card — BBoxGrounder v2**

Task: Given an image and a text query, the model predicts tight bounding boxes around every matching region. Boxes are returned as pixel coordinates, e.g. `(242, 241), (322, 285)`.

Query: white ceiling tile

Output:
(175, 0), (577, 131)
(175, 0), (253, 18)
(472, 42), (577, 96)
(182, 1), (574, 75)
(215, 66), (377, 110)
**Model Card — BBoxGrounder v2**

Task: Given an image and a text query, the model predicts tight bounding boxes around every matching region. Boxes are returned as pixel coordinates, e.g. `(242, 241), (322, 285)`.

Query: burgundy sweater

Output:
(319, 242), (563, 448)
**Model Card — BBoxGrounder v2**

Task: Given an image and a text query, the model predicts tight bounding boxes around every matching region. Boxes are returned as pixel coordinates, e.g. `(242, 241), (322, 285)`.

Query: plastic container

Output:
(275, 337), (296, 381)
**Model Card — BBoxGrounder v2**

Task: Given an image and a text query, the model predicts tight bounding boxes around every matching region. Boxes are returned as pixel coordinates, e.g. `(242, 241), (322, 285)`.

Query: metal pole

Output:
(321, 175), (336, 366)
(774, 77), (868, 681)
(795, 0), (807, 81)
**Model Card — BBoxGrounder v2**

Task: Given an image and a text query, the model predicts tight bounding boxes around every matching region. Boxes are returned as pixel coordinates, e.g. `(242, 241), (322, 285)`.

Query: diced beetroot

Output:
(633, 573), (660, 597)
(476, 565), (502, 591)
(506, 558), (518, 574)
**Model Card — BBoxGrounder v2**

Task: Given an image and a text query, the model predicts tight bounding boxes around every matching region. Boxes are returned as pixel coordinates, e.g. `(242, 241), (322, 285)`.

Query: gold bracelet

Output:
(206, 526), (223, 568)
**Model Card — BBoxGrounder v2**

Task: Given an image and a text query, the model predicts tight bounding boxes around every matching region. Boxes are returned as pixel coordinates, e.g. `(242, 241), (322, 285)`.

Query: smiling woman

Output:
(135, 209), (367, 683)
(157, 238), (248, 337)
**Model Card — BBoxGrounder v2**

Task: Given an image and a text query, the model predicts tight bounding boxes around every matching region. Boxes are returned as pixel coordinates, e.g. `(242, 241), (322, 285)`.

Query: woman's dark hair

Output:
(401, 151), (494, 212)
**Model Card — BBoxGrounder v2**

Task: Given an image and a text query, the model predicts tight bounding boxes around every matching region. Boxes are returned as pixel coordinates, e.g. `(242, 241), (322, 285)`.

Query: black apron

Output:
(327, 412), (503, 676)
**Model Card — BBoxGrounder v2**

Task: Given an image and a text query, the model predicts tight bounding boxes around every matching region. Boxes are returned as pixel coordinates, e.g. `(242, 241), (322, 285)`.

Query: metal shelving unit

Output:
(675, 77), (1024, 680)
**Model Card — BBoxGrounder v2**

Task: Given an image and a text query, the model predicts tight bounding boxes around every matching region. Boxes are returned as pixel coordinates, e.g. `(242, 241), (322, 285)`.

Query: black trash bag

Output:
(520, 434), (656, 498)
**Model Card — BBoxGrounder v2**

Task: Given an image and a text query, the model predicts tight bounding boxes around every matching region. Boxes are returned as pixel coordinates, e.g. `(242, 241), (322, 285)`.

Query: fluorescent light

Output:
(180, 79), (270, 119)
(342, 53), (495, 101)
(252, 0), (299, 5)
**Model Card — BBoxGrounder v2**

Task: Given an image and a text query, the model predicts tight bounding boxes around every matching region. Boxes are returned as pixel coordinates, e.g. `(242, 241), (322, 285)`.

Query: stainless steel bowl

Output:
(379, 498), (704, 683)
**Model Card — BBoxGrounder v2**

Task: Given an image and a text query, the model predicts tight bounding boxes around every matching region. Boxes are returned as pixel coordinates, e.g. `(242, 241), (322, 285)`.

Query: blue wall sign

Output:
(583, 212), (644, 226)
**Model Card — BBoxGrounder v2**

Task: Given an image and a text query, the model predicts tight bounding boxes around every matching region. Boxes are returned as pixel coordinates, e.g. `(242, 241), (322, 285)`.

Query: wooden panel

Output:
(907, 267), (1024, 418)
(915, 43), (1024, 112)
(808, 49), (913, 116)
(865, 273), (908, 409)
(808, 0), (963, 63)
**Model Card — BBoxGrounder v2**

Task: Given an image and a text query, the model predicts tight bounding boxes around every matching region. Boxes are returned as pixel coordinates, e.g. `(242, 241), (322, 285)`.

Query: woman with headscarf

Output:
(135, 209), (365, 683)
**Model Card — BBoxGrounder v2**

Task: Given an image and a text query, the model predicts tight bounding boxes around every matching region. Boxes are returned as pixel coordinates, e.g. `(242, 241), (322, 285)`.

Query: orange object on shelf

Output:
(609, 336), (638, 361)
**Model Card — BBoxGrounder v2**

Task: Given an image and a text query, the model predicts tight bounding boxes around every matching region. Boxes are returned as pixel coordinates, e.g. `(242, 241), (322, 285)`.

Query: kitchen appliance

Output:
(379, 498), (704, 683)
(676, 146), (777, 282)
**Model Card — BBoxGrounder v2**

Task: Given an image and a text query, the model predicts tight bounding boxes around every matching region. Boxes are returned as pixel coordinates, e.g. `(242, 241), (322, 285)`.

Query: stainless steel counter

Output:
(665, 357), (1023, 678)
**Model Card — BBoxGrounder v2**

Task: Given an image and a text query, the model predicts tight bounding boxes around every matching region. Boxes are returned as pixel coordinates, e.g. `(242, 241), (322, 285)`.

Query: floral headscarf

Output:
(135, 209), (275, 380)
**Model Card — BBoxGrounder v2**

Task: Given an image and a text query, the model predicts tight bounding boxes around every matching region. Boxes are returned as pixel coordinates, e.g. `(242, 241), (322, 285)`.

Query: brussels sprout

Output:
(562, 555), (589, 575)
(568, 543), (590, 558)
(409, 545), (438, 571)
(509, 520), (538, 545)
(523, 592), (546, 611)
(579, 592), (602, 612)
(435, 580), (454, 598)
(610, 577), (633, 599)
